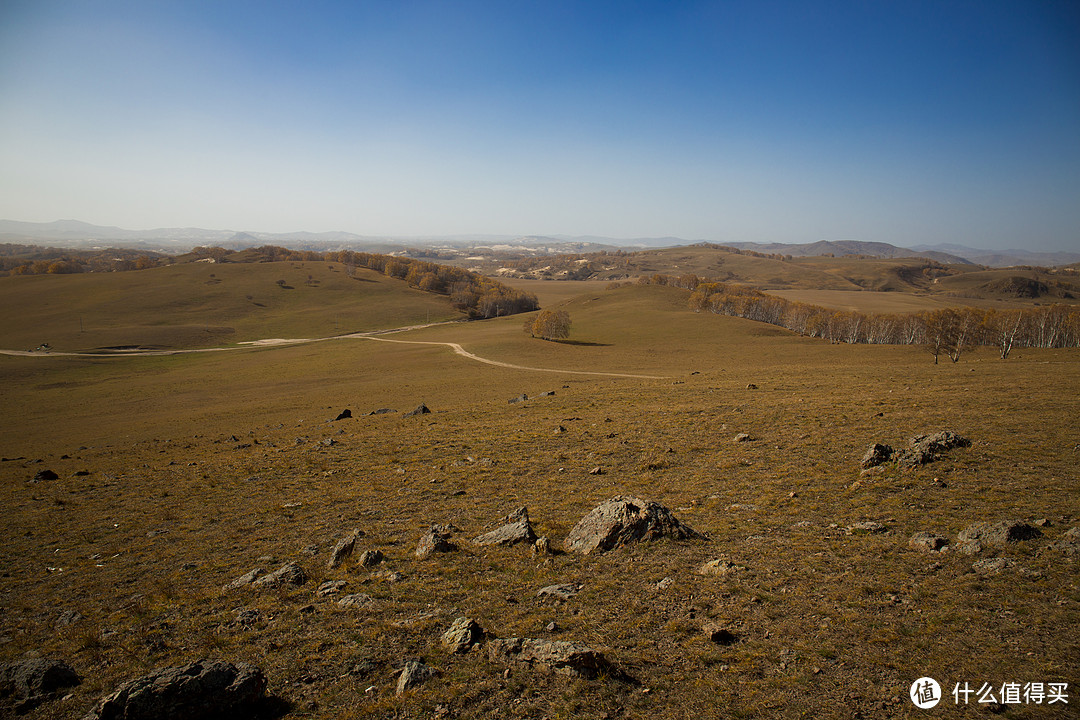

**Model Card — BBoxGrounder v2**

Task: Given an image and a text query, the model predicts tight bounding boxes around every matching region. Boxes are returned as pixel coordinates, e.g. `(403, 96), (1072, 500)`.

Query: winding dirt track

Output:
(0, 323), (668, 380)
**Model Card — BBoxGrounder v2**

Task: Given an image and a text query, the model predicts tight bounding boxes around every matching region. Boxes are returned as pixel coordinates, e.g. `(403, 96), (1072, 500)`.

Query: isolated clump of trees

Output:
(639, 274), (1080, 360)
(525, 309), (572, 340)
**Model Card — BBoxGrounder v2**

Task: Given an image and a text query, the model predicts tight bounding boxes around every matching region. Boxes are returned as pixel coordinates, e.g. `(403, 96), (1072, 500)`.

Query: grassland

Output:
(1, 277), (1078, 720)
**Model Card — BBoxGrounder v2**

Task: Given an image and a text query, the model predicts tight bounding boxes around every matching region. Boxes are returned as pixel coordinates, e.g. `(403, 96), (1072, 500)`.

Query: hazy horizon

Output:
(1, 1), (1078, 252)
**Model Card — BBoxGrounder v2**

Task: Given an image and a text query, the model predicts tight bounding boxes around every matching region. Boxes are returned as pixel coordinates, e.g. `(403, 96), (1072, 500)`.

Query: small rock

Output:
(357, 549), (384, 568)
(537, 584), (581, 602)
(337, 593), (374, 609)
(403, 404), (432, 418)
(473, 507), (537, 547)
(252, 563), (307, 589)
(588, 466), (603, 475)
(699, 558), (746, 577)
(1054, 526), (1080, 555)
(508, 394), (528, 404)
(55, 610), (83, 629)
(860, 443), (893, 469)
(396, 660), (436, 695)
(376, 570), (406, 583)
(545, 622), (559, 632)
(702, 622), (737, 645)
(909, 532), (948, 553)
(327, 529), (362, 569)
(30, 470), (58, 483)
(234, 609), (260, 625)
(846, 521), (888, 535)
(655, 577), (674, 591)
(972, 557), (1013, 575)
(957, 520), (1041, 554)
(222, 568), (263, 592)
(532, 536), (551, 556)
(416, 527), (457, 559)
(733, 433), (752, 443)
(316, 580), (347, 597)
(442, 617), (485, 654)
(333, 409), (352, 421)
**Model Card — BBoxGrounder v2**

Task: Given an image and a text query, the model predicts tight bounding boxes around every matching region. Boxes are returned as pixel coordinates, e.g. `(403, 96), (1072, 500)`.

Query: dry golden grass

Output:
(1, 281), (1078, 719)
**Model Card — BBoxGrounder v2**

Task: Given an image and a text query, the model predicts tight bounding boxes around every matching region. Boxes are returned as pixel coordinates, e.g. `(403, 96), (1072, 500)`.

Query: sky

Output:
(0, 0), (1078, 251)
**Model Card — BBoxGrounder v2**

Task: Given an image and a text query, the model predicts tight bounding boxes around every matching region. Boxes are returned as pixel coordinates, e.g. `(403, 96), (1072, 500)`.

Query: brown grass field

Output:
(1, 266), (1078, 719)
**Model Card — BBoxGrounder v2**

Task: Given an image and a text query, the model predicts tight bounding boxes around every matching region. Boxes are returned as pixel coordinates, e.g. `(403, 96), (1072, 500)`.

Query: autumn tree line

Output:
(185, 245), (540, 319)
(640, 274), (1080, 361)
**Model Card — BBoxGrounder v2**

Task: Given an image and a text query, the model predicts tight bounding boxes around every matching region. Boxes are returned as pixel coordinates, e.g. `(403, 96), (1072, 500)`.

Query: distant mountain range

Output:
(1, 219), (1077, 268)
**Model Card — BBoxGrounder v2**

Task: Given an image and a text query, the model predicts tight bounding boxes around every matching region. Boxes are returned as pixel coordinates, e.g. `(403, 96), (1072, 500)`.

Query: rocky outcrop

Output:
(1, 658), (80, 713)
(252, 563), (307, 589)
(81, 660), (266, 720)
(473, 507), (537, 547)
(564, 496), (706, 554)
(486, 638), (610, 679)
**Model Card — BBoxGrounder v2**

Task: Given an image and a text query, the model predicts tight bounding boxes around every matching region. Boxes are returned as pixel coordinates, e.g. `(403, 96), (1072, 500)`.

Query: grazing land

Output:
(1, 266), (1078, 719)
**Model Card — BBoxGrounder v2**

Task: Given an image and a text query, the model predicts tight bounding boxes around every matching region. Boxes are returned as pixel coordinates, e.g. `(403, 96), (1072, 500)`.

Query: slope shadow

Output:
(551, 339), (611, 347)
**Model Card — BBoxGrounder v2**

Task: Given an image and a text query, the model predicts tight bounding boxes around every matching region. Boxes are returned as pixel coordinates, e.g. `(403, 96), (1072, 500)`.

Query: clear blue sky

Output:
(1, 0), (1077, 250)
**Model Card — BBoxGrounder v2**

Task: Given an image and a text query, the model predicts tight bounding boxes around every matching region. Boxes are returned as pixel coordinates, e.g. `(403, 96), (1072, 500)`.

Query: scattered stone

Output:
(473, 507), (537, 547)
(234, 609), (260, 625)
(416, 527), (457, 559)
(316, 580), (347, 597)
(554, 425), (567, 434)
(396, 660), (436, 695)
(655, 577), (674, 591)
(376, 570), (406, 583)
(81, 660), (266, 720)
(860, 443), (893, 469)
(545, 622), (559, 632)
(538, 391), (556, 397)
(702, 622), (737, 645)
(337, 593), (374, 609)
(222, 568), (263, 592)
(846, 521), (888, 535)
(486, 638), (611, 679)
(357, 549), (384, 568)
(298, 604), (316, 615)
(1034, 518), (1052, 527)
(1, 657), (80, 712)
(564, 496), (707, 554)
(1053, 526), (1080, 555)
(252, 562), (307, 589)
(368, 408), (396, 415)
(403, 404), (431, 418)
(333, 409), (352, 421)
(699, 558), (746, 577)
(327, 529), (362, 570)
(532, 536), (551, 556)
(746, 383), (757, 389)
(537, 584), (581, 602)
(442, 618), (485, 654)
(972, 558), (1013, 576)
(895, 431), (971, 467)
(509, 394), (528, 404)
(55, 610), (83, 629)
(588, 466), (604, 475)
(909, 532), (948, 553)
(30, 469), (58, 483)
(733, 433), (752, 443)
(956, 520), (1041, 555)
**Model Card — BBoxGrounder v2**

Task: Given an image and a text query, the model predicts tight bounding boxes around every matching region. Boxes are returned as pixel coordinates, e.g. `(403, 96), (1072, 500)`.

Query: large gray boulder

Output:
(486, 638), (610, 679)
(81, 660), (266, 720)
(564, 496), (706, 554)
(473, 507), (537, 547)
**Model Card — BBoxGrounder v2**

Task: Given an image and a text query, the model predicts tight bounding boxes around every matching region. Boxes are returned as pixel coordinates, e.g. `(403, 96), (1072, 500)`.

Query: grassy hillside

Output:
(0, 261), (461, 352)
(1, 281), (1077, 720)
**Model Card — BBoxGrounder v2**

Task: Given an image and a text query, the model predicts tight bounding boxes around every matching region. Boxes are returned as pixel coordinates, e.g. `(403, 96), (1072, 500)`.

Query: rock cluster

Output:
(564, 496), (706, 554)
(860, 431), (970, 469)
